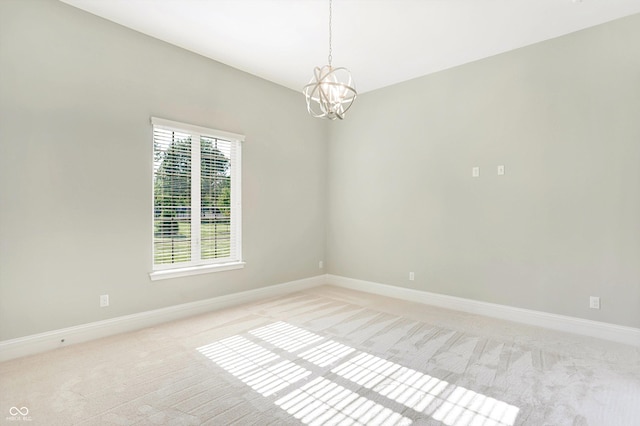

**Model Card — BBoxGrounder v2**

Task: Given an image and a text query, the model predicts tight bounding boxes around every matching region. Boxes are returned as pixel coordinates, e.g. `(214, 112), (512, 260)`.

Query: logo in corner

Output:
(7, 406), (31, 421)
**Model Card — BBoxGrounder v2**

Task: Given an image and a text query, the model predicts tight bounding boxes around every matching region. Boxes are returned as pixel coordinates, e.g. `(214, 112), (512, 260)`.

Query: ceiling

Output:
(60, 0), (640, 94)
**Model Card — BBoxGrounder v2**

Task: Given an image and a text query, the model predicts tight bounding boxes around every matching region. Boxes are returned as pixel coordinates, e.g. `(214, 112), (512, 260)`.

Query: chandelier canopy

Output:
(303, 0), (357, 120)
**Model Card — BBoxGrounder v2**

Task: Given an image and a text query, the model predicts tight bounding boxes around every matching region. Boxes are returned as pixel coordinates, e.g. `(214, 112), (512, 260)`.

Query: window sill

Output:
(149, 261), (245, 281)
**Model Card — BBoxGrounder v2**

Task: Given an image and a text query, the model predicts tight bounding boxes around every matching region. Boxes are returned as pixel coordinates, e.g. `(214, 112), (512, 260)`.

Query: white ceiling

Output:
(60, 0), (640, 94)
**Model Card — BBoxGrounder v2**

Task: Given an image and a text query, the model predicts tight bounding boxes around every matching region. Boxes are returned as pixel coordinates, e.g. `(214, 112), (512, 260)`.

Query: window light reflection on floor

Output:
(197, 321), (520, 425)
(250, 321), (324, 352)
(275, 376), (412, 426)
(332, 353), (519, 426)
(197, 335), (310, 396)
(298, 339), (355, 367)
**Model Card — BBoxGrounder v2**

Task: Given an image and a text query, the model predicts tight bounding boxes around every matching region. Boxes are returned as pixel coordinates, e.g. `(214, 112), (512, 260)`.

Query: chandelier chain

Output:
(328, 0), (332, 66)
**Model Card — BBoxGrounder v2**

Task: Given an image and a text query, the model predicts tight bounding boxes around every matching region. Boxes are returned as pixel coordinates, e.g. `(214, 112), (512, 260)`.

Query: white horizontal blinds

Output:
(200, 136), (233, 261)
(153, 126), (192, 265)
(152, 117), (243, 271)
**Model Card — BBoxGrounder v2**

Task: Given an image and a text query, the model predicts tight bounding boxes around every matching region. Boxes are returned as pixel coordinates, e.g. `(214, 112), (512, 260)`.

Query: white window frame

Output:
(149, 117), (244, 281)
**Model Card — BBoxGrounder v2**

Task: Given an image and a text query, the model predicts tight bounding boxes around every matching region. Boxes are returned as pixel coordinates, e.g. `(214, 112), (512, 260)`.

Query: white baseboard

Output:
(0, 275), (324, 362)
(3, 273), (637, 363)
(326, 274), (640, 347)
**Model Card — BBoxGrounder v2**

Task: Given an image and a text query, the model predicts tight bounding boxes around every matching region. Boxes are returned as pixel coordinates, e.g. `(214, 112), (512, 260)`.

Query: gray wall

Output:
(0, 0), (327, 340)
(1, 0), (638, 342)
(327, 13), (640, 328)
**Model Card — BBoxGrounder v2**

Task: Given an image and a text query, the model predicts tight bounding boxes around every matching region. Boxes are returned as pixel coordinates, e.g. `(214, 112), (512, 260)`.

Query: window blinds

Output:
(152, 117), (242, 270)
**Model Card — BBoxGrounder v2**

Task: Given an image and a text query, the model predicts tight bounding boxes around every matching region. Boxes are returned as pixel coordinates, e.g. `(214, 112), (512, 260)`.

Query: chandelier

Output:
(303, 0), (357, 120)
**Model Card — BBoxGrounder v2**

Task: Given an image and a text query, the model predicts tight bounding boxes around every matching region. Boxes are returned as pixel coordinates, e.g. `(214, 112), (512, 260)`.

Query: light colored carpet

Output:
(1, 285), (639, 425)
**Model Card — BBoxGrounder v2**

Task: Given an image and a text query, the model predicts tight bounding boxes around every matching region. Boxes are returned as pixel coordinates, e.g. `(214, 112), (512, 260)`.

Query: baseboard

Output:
(3, 273), (637, 363)
(0, 275), (324, 363)
(326, 274), (640, 347)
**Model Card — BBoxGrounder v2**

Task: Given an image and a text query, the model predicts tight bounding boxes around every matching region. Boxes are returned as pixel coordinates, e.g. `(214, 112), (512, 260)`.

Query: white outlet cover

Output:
(100, 294), (109, 307)
(472, 167), (480, 177)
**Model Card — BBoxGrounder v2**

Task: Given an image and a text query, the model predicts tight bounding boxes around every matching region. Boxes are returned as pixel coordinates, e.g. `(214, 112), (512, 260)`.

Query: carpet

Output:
(1, 285), (638, 425)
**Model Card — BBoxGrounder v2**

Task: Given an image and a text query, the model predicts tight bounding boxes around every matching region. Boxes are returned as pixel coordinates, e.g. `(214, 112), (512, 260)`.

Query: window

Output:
(150, 117), (244, 280)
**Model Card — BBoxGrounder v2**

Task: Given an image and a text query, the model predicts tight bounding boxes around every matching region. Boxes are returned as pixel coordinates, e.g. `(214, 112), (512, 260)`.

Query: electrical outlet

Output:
(589, 296), (600, 310)
(409, 272), (415, 281)
(472, 167), (480, 177)
(497, 165), (505, 175)
(319, 260), (324, 269)
(100, 294), (109, 308)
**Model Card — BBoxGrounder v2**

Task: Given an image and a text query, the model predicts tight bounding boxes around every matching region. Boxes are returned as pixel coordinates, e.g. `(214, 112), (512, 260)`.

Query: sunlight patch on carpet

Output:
(197, 321), (520, 425)
(333, 352), (519, 426)
(299, 340), (356, 367)
(275, 376), (412, 426)
(198, 335), (310, 396)
(250, 321), (324, 352)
